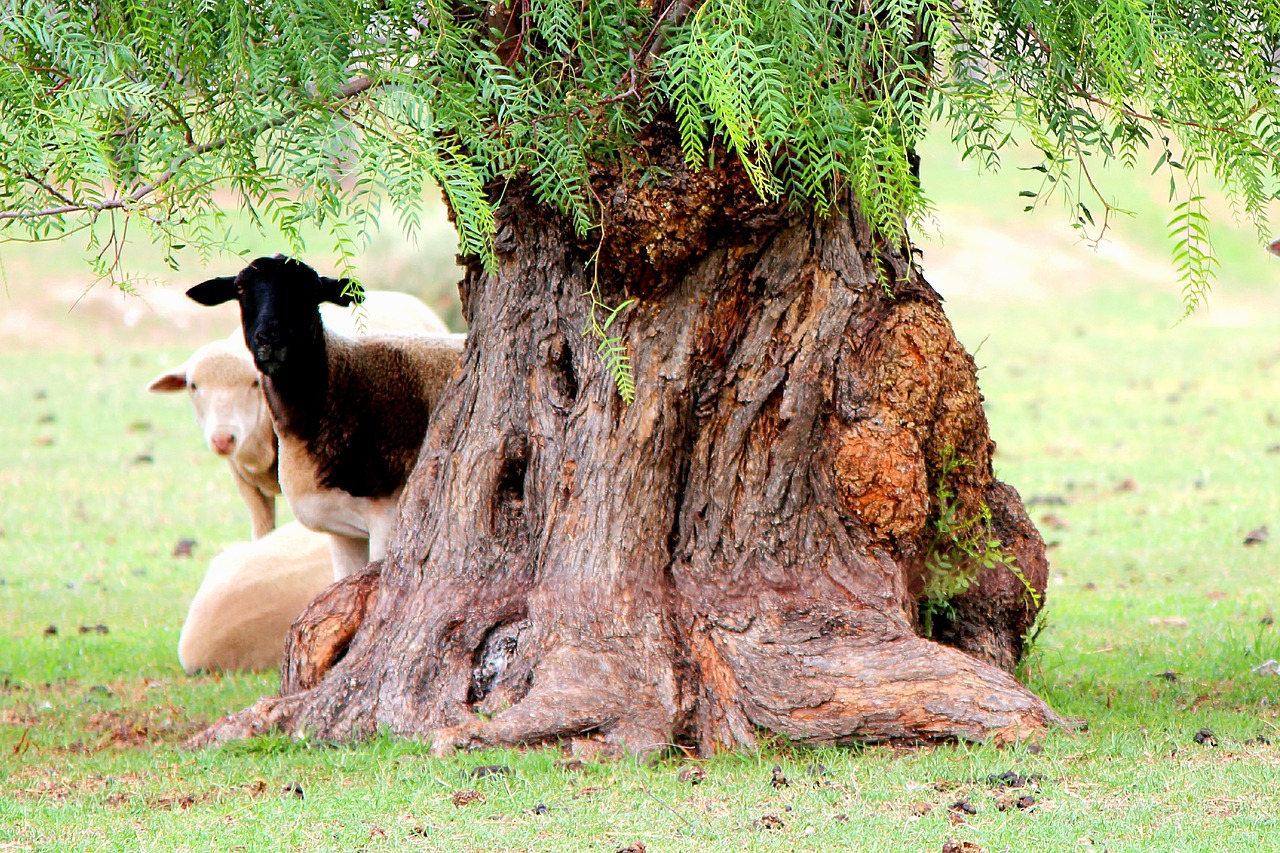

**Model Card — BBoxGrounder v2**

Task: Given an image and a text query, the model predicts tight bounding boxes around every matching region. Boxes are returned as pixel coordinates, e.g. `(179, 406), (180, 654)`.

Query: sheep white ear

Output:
(319, 276), (363, 307)
(186, 276), (239, 306)
(147, 368), (189, 393)
(1268, 238), (1280, 257)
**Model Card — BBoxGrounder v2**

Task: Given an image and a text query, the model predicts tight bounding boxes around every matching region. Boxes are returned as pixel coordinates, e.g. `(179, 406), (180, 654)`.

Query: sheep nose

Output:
(210, 433), (236, 455)
(252, 332), (287, 369)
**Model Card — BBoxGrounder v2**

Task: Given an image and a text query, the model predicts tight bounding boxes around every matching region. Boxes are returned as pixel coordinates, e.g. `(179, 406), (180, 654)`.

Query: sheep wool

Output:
(186, 255), (465, 579)
(178, 522), (332, 674)
(149, 291), (452, 540)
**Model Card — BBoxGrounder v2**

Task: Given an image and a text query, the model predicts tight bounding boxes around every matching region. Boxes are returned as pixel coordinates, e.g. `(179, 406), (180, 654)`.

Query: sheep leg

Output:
(327, 534), (370, 581)
(231, 462), (277, 540)
(366, 499), (401, 562)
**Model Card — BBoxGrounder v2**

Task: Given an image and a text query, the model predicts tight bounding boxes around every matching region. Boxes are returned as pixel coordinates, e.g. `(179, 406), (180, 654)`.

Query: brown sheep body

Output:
(187, 256), (464, 578)
(148, 292), (451, 539)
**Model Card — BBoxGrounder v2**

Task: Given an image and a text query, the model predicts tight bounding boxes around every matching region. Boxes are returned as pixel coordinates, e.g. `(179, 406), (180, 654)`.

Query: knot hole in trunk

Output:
(543, 332), (579, 409)
(490, 439), (528, 537)
(468, 620), (529, 709)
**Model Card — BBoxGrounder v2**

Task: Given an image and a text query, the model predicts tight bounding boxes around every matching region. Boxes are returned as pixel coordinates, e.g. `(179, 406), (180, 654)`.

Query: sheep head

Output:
(147, 337), (270, 462)
(186, 255), (359, 378)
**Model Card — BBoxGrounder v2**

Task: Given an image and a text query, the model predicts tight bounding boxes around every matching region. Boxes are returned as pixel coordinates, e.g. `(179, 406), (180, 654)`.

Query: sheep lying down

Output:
(187, 256), (465, 580)
(148, 291), (452, 540)
(178, 522), (332, 673)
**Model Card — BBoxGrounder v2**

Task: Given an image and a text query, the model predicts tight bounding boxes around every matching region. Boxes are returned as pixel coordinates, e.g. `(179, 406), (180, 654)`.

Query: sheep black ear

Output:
(186, 276), (239, 306)
(319, 276), (364, 307)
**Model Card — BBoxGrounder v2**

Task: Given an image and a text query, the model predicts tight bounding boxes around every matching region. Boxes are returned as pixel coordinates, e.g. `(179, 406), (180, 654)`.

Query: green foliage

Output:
(2, 1), (1280, 307)
(919, 448), (1038, 638)
(935, 1), (1280, 306)
(657, 0), (933, 239)
(583, 290), (638, 404)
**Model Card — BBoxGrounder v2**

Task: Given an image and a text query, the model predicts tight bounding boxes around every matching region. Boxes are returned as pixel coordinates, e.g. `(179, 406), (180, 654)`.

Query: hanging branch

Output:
(0, 76), (376, 222)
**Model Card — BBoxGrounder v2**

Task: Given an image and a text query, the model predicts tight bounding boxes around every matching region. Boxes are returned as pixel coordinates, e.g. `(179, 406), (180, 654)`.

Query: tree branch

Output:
(1017, 24), (1271, 155)
(0, 75), (376, 222)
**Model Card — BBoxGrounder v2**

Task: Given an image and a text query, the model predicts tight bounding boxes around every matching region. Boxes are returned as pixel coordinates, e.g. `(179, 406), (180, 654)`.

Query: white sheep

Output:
(177, 522), (333, 673)
(148, 291), (452, 539)
(186, 256), (465, 579)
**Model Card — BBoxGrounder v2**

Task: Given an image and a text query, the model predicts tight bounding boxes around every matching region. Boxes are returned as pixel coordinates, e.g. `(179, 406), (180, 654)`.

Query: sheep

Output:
(148, 291), (452, 539)
(178, 522), (333, 673)
(148, 336), (280, 538)
(185, 255), (465, 580)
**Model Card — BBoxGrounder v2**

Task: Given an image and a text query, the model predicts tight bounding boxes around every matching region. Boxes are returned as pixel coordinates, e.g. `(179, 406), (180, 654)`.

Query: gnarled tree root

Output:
(706, 630), (1065, 746)
(281, 564), (381, 695)
(184, 694), (304, 749)
(433, 630), (1061, 754)
(189, 622), (1062, 753)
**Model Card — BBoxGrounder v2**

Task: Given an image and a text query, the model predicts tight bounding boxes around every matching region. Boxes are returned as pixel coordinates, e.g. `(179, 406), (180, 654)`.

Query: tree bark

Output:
(280, 564), (381, 695)
(195, 125), (1061, 754)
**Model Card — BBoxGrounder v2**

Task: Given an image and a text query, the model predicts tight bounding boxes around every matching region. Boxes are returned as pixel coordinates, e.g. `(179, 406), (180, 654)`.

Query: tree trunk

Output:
(193, 125), (1061, 754)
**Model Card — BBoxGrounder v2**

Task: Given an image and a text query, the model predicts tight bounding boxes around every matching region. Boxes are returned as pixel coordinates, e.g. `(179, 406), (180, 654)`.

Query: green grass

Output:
(3, 147), (1280, 851)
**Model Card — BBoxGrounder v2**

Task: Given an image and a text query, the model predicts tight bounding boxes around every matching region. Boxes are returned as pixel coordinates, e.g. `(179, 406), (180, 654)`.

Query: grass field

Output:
(2, 139), (1279, 852)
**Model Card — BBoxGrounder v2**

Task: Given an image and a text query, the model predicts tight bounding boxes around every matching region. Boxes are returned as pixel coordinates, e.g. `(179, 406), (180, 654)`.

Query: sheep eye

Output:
(252, 378), (261, 388)
(189, 383), (198, 392)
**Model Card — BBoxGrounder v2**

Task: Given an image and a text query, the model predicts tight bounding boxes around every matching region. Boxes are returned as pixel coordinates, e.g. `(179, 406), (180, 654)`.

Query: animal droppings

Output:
(942, 841), (985, 853)
(678, 766), (705, 785)
(470, 764), (511, 779)
(452, 789), (485, 807)
(770, 765), (790, 788)
(985, 771), (1043, 789)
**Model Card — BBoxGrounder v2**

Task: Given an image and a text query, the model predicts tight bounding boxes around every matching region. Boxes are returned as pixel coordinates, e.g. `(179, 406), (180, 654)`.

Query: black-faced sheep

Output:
(186, 255), (464, 579)
(178, 522), (332, 673)
(147, 292), (451, 540)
